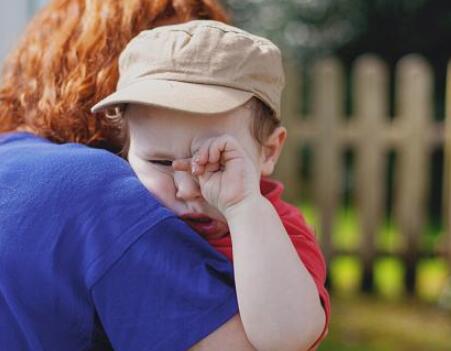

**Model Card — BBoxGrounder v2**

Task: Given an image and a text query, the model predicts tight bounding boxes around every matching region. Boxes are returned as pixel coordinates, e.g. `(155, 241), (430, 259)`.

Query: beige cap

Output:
(91, 20), (285, 119)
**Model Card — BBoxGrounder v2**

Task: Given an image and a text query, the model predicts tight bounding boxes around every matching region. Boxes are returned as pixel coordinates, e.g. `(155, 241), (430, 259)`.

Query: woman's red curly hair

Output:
(0, 0), (229, 152)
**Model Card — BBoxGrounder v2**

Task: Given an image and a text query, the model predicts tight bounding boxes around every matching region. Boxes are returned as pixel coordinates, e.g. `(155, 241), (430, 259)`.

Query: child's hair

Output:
(0, 0), (229, 152)
(106, 97), (281, 157)
(246, 98), (281, 150)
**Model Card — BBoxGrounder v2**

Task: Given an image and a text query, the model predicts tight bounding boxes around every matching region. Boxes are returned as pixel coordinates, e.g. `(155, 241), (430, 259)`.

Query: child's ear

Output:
(260, 126), (287, 177)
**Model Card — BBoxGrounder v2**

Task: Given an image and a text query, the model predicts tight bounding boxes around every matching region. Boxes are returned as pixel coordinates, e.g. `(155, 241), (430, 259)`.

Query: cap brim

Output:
(91, 79), (254, 114)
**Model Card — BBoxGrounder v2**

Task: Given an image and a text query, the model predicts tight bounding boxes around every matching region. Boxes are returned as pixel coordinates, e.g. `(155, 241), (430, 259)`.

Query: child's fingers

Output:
(192, 161), (206, 176)
(197, 136), (228, 166)
(172, 158), (191, 172)
(194, 142), (210, 165)
(208, 139), (222, 164)
(209, 135), (240, 164)
(175, 136), (241, 175)
(191, 139), (214, 175)
(191, 135), (241, 175)
(203, 162), (221, 173)
(173, 156), (208, 176)
(189, 135), (242, 176)
(172, 157), (219, 178)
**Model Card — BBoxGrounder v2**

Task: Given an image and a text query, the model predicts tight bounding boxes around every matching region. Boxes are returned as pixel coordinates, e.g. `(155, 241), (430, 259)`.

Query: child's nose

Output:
(173, 171), (202, 201)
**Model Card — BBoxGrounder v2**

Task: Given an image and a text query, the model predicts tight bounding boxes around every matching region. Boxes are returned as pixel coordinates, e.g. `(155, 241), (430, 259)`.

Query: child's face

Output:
(126, 103), (263, 239)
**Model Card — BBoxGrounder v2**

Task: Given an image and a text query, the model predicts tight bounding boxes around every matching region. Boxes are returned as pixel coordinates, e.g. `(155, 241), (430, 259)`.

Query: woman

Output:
(0, 1), (256, 350)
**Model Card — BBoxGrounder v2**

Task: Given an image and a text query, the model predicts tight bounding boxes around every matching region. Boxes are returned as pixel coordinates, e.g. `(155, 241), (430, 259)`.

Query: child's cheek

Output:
(140, 172), (177, 210)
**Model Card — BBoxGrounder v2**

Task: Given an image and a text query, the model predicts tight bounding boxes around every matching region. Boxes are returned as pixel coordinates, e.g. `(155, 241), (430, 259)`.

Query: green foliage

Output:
(374, 258), (405, 299)
(330, 256), (362, 295)
(224, 0), (366, 60)
(224, 0), (451, 64)
(417, 259), (449, 302)
(298, 202), (449, 302)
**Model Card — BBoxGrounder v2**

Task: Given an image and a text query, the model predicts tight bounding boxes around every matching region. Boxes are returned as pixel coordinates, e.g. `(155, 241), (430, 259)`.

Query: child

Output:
(92, 20), (330, 350)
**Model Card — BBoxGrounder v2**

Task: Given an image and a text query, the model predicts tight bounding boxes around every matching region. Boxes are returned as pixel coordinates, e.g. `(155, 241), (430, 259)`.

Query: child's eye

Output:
(149, 160), (173, 167)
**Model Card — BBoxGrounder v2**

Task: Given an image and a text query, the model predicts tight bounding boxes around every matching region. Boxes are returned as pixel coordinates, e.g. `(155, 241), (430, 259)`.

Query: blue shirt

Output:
(0, 132), (238, 350)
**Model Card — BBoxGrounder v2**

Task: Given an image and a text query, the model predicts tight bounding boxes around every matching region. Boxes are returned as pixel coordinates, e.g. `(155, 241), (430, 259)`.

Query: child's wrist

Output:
(222, 193), (267, 220)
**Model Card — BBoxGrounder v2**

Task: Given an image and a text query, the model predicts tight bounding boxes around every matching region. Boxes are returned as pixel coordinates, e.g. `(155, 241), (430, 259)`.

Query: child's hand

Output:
(172, 134), (261, 215)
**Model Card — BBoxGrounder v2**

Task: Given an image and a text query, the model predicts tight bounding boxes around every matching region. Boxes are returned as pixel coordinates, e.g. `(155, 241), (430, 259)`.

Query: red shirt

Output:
(206, 177), (330, 348)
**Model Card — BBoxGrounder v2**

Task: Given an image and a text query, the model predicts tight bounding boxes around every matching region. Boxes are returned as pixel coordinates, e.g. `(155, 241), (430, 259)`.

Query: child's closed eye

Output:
(148, 160), (173, 167)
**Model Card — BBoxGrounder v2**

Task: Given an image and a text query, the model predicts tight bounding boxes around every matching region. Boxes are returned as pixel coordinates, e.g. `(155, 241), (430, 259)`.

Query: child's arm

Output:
(173, 134), (326, 351)
(224, 194), (325, 351)
(189, 314), (257, 351)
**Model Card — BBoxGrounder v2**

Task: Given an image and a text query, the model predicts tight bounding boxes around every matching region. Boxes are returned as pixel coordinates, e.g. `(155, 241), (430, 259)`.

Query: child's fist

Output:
(172, 134), (261, 214)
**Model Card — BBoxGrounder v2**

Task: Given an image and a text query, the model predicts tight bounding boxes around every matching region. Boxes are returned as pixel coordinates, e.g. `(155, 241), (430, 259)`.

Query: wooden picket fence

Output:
(274, 54), (451, 294)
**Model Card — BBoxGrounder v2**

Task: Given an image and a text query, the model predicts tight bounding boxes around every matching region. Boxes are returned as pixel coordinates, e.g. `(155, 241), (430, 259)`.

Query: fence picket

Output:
(444, 61), (451, 270)
(353, 55), (388, 292)
(394, 55), (432, 294)
(275, 61), (302, 203)
(311, 57), (344, 265)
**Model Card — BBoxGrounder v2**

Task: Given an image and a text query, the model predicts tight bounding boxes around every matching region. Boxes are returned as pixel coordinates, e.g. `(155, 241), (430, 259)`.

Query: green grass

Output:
(318, 295), (451, 351)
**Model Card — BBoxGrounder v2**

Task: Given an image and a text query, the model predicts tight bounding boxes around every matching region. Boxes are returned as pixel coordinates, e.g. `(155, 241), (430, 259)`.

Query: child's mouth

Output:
(188, 217), (211, 223)
(181, 214), (228, 239)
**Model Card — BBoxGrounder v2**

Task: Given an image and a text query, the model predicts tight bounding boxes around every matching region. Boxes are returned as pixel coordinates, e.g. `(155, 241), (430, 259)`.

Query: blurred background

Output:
(223, 1), (451, 350)
(3, 0), (451, 350)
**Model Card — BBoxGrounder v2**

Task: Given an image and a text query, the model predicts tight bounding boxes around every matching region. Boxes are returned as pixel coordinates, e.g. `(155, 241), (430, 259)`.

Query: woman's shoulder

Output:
(0, 132), (160, 212)
(0, 131), (173, 253)
(1, 132), (133, 183)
